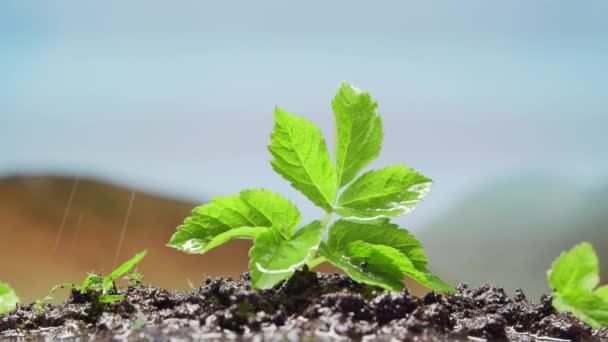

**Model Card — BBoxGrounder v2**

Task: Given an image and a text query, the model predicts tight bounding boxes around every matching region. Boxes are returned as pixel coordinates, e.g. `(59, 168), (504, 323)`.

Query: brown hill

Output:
(0, 175), (255, 303)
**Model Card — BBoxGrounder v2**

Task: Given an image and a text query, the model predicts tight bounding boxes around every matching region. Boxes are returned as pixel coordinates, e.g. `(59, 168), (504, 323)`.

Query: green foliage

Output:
(548, 242), (599, 291)
(0, 282), (19, 314)
(169, 82), (453, 292)
(125, 269), (145, 286)
(168, 189), (301, 253)
(104, 250), (147, 290)
(332, 82), (383, 187)
(547, 243), (608, 329)
(269, 108), (337, 211)
(36, 250), (147, 310)
(249, 221), (323, 289)
(325, 220), (428, 270)
(335, 165), (432, 221)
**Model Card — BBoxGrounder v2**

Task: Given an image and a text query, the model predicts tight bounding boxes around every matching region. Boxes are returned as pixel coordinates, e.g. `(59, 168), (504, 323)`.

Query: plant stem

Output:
(321, 212), (332, 227)
(307, 211), (333, 270)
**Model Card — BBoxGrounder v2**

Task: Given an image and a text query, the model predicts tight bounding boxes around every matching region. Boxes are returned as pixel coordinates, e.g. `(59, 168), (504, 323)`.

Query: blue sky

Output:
(2, 1), (607, 227)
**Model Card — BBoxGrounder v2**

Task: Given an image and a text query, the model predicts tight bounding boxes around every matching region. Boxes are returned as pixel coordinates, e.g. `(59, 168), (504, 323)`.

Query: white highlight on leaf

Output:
(408, 182), (432, 199)
(254, 247), (318, 274)
(182, 239), (204, 252)
(336, 181), (433, 220)
(255, 261), (306, 275)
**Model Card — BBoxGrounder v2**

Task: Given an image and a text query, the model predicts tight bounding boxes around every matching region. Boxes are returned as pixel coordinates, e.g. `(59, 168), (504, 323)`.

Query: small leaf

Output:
(249, 221), (323, 289)
(548, 242), (599, 292)
(98, 294), (126, 304)
(333, 82), (383, 187)
(336, 165), (432, 220)
(35, 283), (76, 310)
(0, 282), (19, 314)
(168, 189), (300, 253)
(82, 274), (103, 293)
(269, 108), (338, 211)
(326, 219), (428, 270)
(319, 241), (411, 291)
(104, 250), (147, 290)
(553, 288), (608, 329)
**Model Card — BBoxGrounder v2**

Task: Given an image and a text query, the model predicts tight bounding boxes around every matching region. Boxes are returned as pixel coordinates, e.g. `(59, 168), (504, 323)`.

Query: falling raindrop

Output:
(113, 190), (136, 268)
(68, 212), (85, 258)
(52, 176), (80, 255)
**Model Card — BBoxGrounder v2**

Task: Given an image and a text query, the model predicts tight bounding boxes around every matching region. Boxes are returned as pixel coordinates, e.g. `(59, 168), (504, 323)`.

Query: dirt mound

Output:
(2, 270), (604, 341)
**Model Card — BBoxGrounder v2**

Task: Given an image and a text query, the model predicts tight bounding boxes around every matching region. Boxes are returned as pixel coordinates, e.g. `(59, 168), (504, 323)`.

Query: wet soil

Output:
(1, 270), (606, 341)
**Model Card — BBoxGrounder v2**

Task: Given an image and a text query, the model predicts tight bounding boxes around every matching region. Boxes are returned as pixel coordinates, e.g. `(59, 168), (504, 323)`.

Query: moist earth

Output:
(1, 270), (606, 341)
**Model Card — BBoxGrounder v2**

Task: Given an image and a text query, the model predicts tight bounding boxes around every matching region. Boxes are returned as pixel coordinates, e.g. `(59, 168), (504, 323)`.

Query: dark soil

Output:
(1, 270), (606, 341)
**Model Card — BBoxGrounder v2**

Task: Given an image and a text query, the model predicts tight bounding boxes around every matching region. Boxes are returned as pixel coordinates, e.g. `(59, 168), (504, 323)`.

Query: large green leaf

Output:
(168, 189), (300, 253)
(319, 242), (406, 291)
(320, 241), (441, 292)
(326, 219), (428, 269)
(553, 288), (608, 329)
(336, 165), (432, 220)
(321, 241), (455, 293)
(268, 108), (337, 211)
(323, 220), (455, 293)
(249, 221), (324, 289)
(333, 82), (383, 187)
(548, 242), (599, 292)
(343, 241), (450, 293)
(0, 282), (19, 314)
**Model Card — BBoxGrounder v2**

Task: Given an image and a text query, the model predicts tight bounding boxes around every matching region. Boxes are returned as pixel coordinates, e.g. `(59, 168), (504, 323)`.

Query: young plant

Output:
(125, 269), (145, 286)
(168, 83), (454, 293)
(0, 282), (19, 314)
(36, 250), (147, 309)
(547, 242), (608, 329)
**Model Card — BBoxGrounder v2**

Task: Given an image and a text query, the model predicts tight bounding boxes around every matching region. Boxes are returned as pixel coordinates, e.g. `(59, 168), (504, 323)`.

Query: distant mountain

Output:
(0, 175), (253, 302)
(419, 175), (608, 298)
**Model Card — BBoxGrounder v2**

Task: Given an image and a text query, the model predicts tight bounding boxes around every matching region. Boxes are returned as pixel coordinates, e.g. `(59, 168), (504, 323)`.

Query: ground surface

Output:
(1, 270), (606, 341)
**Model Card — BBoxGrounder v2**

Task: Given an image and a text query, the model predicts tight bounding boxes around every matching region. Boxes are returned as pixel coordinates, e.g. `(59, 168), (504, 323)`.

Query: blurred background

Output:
(1, 1), (606, 303)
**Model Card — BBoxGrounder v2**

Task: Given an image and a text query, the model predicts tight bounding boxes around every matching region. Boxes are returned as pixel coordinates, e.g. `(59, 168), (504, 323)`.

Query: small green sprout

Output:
(547, 242), (608, 329)
(125, 269), (145, 286)
(35, 250), (147, 310)
(0, 282), (19, 314)
(168, 83), (454, 293)
(130, 314), (147, 331)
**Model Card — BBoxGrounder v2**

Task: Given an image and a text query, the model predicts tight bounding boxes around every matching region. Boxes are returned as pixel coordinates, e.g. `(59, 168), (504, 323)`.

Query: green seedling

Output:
(130, 314), (147, 331)
(0, 282), (19, 314)
(169, 82), (454, 293)
(35, 250), (147, 310)
(125, 269), (145, 286)
(547, 242), (608, 329)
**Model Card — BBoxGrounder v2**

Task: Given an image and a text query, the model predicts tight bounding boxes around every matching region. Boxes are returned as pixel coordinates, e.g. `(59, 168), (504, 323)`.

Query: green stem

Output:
(321, 212), (332, 227)
(307, 211), (333, 270)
